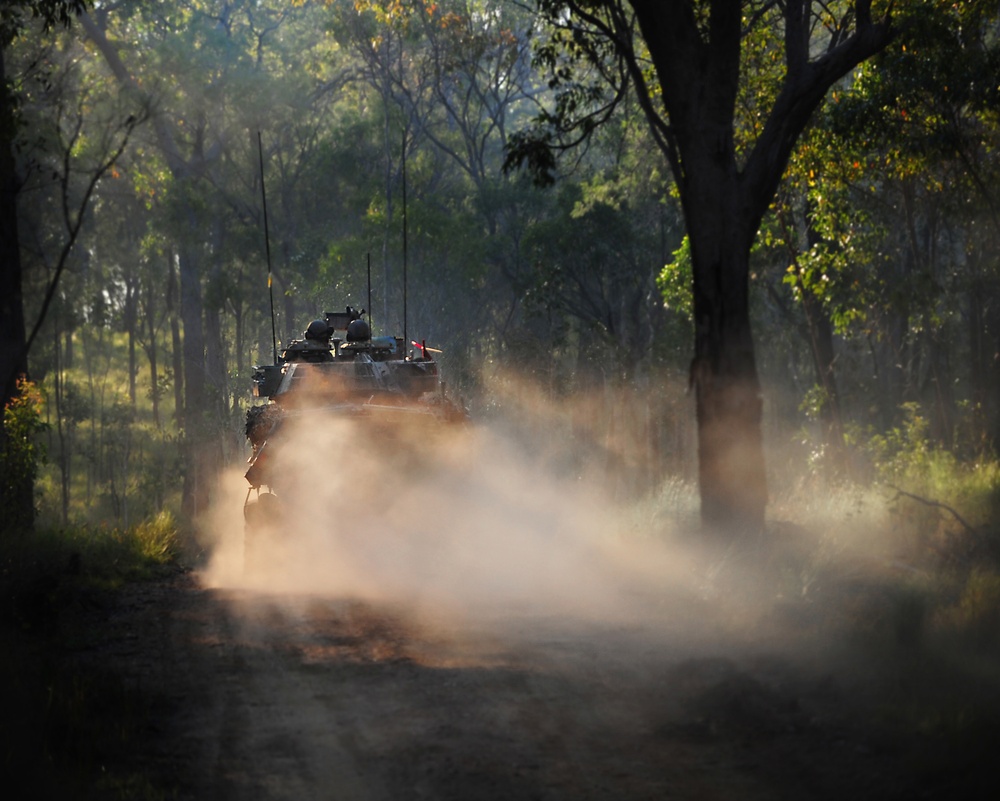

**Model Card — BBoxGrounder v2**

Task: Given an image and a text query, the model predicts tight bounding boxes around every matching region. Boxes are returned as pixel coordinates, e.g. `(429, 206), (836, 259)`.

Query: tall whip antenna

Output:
(258, 131), (278, 364)
(402, 128), (408, 356)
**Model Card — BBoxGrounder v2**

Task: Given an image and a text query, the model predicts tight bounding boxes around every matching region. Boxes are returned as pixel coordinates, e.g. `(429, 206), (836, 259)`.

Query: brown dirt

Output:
(60, 564), (999, 801)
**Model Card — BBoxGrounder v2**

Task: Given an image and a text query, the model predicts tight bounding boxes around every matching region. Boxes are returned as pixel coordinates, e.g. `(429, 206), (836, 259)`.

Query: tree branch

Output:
(887, 483), (981, 540)
(25, 111), (142, 358)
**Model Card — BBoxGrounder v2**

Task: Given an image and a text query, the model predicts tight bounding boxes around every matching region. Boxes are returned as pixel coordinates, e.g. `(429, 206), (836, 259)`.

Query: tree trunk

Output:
(0, 47), (28, 409)
(0, 47), (34, 533)
(178, 237), (210, 520)
(682, 116), (768, 531)
(206, 221), (227, 421)
(53, 324), (70, 525)
(145, 275), (161, 429)
(689, 237), (767, 532)
(167, 251), (184, 425)
(179, 246), (205, 428)
(969, 276), (1000, 451)
(124, 269), (139, 407)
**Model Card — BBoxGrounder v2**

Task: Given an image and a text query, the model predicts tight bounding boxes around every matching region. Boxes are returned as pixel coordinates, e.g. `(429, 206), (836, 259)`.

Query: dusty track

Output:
(78, 566), (997, 800)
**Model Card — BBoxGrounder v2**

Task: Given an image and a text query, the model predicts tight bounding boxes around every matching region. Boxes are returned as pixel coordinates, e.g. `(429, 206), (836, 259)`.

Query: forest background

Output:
(1, 0), (999, 563)
(6, 5), (1000, 795)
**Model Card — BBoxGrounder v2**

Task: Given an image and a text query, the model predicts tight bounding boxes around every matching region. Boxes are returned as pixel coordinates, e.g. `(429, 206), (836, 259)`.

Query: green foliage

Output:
(0, 0), (89, 45)
(503, 0), (630, 185)
(1, 378), (47, 485)
(8, 0), (1000, 545)
(34, 328), (184, 528)
(130, 510), (181, 564)
(865, 402), (936, 483)
(657, 236), (693, 324)
(799, 384), (833, 423)
(5, 513), (180, 592)
(836, 402), (1000, 559)
(0, 379), (48, 535)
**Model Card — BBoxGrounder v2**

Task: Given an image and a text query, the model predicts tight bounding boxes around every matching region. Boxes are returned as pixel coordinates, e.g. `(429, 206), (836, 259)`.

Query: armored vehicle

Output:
(242, 305), (465, 564)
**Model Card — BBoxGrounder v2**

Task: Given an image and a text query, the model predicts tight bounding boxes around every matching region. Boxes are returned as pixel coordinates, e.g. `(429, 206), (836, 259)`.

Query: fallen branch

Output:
(887, 484), (981, 541)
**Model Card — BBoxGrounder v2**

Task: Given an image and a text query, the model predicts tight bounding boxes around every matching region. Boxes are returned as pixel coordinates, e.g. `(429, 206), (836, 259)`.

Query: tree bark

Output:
(0, 46), (34, 533)
(688, 220), (768, 531)
(167, 250), (184, 425)
(124, 268), (139, 407)
(144, 274), (161, 429)
(0, 47), (28, 408)
(799, 211), (844, 457)
(179, 234), (209, 520)
(801, 286), (844, 450)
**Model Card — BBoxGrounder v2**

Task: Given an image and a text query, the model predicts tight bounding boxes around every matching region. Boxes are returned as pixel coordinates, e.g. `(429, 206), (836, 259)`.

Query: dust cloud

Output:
(196, 372), (906, 650)
(198, 375), (719, 637)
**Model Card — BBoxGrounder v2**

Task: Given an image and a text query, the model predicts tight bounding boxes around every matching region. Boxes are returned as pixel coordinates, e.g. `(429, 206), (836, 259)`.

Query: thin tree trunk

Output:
(167, 251), (184, 425)
(800, 283), (844, 449)
(206, 221), (227, 421)
(64, 326), (74, 369)
(53, 323), (70, 525)
(179, 236), (210, 519)
(125, 269), (139, 407)
(970, 275), (1000, 451)
(145, 276), (161, 429)
(179, 244), (205, 428)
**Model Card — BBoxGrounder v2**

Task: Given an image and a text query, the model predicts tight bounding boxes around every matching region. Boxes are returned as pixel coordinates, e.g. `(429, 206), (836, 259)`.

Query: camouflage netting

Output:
(245, 404), (283, 450)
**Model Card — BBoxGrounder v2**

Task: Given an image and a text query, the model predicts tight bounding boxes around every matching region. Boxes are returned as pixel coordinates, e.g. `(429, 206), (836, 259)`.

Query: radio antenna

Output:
(402, 128), (408, 356)
(258, 131), (278, 364)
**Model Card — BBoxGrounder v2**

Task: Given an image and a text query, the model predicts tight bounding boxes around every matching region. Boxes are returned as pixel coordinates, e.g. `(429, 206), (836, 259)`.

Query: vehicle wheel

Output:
(243, 492), (281, 574)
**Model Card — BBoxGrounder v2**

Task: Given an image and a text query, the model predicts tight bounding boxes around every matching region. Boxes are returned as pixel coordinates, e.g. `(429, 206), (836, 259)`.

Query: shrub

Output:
(0, 379), (47, 535)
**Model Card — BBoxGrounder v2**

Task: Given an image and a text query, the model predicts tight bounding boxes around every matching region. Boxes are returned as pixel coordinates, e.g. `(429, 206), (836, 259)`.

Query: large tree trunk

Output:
(688, 223), (767, 532)
(0, 47), (34, 534)
(0, 48), (27, 409)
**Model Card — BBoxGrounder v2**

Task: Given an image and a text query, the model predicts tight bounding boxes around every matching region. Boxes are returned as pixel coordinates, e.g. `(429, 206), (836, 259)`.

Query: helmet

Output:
(346, 318), (371, 342)
(305, 319), (332, 341)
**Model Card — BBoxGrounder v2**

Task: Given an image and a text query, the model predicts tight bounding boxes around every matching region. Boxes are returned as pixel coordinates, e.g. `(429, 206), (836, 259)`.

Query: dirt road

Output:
(80, 562), (996, 801)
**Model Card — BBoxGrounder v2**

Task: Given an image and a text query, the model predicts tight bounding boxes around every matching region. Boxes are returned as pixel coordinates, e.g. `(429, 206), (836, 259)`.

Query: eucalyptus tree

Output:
(81, 0), (356, 513)
(508, 1), (897, 531)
